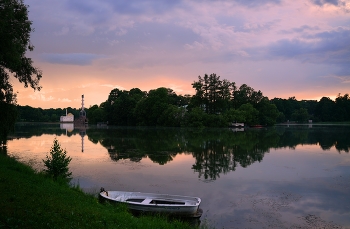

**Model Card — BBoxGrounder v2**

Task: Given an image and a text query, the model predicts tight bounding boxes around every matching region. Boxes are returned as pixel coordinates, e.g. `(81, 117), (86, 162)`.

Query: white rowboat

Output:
(99, 188), (202, 217)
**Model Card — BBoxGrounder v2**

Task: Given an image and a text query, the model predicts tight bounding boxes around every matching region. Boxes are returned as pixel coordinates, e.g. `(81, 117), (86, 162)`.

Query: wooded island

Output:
(14, 73), (350, 127)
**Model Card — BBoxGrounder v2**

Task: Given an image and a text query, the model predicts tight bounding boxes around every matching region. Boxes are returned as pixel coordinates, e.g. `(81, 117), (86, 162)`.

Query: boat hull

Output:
(99, 190), (201, 217)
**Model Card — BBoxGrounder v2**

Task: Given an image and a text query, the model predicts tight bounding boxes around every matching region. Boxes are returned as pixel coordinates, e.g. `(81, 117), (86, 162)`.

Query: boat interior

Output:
(126, 198), (186, 205)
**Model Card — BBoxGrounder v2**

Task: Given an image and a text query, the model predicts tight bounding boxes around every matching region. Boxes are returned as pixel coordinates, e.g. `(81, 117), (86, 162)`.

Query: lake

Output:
(5, 123), (350, 228)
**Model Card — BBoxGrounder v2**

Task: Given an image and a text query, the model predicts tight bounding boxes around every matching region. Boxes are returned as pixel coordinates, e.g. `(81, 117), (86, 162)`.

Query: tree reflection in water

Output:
(85, 125), (350, 181)
(11, 123), (350, 181)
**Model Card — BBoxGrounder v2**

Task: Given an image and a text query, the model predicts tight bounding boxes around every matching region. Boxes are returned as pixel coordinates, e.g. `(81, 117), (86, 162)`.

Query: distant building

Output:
(74, 94), (88, 125)
(80, 94), (86, 118)
(60, 109), (74, 122)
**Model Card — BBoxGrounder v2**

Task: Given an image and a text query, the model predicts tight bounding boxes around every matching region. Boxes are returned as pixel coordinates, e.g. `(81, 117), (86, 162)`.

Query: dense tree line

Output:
(87, 74), (281, 127)
(16, 106), (80, 122)
(12, 74), (350, 127)
(87, 73), (349, 126)
(270, 94), (350, 123)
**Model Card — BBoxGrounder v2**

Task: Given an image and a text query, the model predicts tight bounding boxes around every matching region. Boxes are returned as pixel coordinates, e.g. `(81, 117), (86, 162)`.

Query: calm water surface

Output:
(6, 123), (350, 229)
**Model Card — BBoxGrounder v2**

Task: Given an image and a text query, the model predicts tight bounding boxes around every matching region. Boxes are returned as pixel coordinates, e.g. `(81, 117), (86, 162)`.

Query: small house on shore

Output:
(60, 109), (74, 123)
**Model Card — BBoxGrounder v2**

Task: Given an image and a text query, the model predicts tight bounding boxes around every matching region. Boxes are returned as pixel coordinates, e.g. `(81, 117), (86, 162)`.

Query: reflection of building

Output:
(60, 123), (74, 132)
(60, 109), (74, 122)
(79, 130), (85, 152)
(230, 128), (244, 132)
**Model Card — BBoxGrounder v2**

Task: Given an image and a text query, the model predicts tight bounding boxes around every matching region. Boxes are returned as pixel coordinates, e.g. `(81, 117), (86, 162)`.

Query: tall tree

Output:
(218, 79), (236, 112)
(291, 108), (309, 123)
(134, 87), (174, 126)
(314, 97), (335, 122)
(238, 103), (259, 126)
(335, 94), (350, 121)
(191, 73), (235, 114)
(0, 0), (42, 101)
(256, 98), (281, 126)
(234, 84), (264, 108)
(0, 102), (17, 145)
(1, 0), (42, 144)
(104, 88), (146, 126)
(191, 74), (207, 112)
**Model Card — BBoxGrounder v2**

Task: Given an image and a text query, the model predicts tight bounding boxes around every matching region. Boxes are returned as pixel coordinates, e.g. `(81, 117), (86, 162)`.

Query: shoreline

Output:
(0, 153), (196, 229)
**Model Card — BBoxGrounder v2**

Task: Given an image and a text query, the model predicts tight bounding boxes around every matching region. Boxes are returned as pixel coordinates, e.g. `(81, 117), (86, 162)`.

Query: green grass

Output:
(0, 152), (197, 228)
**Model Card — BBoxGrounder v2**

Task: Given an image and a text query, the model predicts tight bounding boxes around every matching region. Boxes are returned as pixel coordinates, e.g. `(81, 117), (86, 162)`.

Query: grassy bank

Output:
(0, 152), (195, 228)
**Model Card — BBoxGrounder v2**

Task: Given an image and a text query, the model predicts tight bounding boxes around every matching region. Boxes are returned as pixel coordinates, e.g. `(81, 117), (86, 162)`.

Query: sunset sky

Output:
(13, 0), (350, 109)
